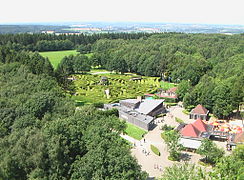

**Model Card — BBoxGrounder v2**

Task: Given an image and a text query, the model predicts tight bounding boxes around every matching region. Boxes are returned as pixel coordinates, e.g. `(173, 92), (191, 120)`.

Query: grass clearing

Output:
(40, 50), (79, 69)
(40, 50), (92, 69)
(125, 122), (147, 140)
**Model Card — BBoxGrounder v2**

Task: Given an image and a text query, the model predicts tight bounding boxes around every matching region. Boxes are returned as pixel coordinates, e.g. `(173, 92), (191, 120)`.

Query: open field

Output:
(71, 74), (161, 105)
(125, 122), (147, 140)
(40, 50), (93, 69)
(40, 50), (79, 69)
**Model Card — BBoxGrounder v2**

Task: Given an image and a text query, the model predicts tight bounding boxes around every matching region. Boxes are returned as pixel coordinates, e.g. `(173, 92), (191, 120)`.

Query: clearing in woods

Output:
(40, 50), (92, 69)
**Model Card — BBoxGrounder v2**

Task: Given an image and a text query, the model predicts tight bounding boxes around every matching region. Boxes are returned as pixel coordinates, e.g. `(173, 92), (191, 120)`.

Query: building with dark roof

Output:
(104, 97), (166, 130)
(189, 104), (209, 120)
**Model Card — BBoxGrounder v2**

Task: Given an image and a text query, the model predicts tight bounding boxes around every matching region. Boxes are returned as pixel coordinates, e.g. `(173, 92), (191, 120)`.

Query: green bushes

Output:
(175, 117), (184, 123)
(162, 97), (177, 103)
(93, 102), (104, 108)
(100, 108), (119, 117)
(161, 130), (183, 161)
(165, 102), (178, 107)
(161, 124), (175, 131)
(156, 113), (166, 118)
(182, 109), (190, 115)
(73, 74), (161, 105)
(150, 145), (160, 156)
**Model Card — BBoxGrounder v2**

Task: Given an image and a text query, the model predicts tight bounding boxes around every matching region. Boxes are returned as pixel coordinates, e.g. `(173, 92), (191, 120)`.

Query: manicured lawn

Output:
(125, 122), (147, 140)
(150, 144), (161, 156)
(40, 50), (79, 69)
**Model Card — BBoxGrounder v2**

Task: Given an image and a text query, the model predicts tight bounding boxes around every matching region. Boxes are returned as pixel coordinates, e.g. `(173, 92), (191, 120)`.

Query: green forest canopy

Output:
(0, 61), (147, 179)
(89, 33), (244, 118)
(0, 32), (243, 179)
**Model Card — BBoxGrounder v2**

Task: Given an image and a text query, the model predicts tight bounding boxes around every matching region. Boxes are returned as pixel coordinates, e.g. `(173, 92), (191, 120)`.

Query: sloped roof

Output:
(192, 119), (208, 132)
(120, 99), (140, 105)
(191, 104), (209, 115)
(135, 99), (164, 115)
(234, 132), (244, 143)
(180, 124), (201, 138)
(179, 138), (202, 149)
(166, 87), (178, 93)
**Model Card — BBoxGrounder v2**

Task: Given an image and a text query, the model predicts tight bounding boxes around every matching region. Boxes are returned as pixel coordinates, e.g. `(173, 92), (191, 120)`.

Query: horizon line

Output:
(0, 21), (244, 26)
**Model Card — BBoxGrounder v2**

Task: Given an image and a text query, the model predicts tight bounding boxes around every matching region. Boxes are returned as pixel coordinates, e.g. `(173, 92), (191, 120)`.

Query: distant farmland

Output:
(40, 50), (79, 69)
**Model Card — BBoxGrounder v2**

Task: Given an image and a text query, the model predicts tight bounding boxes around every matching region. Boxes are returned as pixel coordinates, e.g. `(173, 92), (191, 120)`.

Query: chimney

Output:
(137, 96), (142, 102)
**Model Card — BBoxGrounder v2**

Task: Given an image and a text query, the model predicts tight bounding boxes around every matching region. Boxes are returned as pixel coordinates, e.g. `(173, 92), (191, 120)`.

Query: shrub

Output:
(162, 97), (176, 103)
(175, 117), (184, 123)
(100, 108), (119, 117)
(150, 144), (160, 156)
(93, 102), (104, 108)
(161, 124), (174, 131)
(182, 109), (190, 115)
(156, 113), (166, 118)
(165, 102), (178, 107)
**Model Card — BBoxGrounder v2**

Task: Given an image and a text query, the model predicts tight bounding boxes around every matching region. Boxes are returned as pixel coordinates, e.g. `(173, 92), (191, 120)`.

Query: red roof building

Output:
(157, 86), (178, 99)
(189, 104), (209, 120)
(180, 124), (201, 138)
(192, 119), (208, 132)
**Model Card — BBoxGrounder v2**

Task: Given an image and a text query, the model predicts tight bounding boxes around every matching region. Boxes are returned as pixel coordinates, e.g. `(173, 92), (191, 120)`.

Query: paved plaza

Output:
(122, 105), (204, 178)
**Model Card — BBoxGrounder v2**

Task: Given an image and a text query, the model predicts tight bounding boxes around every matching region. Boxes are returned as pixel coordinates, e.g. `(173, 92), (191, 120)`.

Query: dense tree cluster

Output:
(160, 145), (244, 180)
(0, 33), (151, 52)
(0, 46), (54, 76)
(0, 50), (147, 179)
(90, 33), (244, 118)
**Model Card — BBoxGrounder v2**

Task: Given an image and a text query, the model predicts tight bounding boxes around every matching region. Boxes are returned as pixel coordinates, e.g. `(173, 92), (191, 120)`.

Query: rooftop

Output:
(190, 104), (209, 115)
(179, 137), (202, 149)
(120, 107), (154, 124)
(180, 124), (201, 138)
(135, 99), (164, 115)
(120, 99), (164, 115)
(192, 119), (208, 132)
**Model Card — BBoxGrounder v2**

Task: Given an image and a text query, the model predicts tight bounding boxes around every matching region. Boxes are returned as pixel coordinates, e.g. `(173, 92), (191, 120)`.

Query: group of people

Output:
(154, 164), (162, 171)
(142, 148), (150, 156)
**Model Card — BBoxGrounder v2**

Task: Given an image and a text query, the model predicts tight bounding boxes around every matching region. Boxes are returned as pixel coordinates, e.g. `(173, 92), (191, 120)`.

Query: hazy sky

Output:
(1, 0), (244, 25)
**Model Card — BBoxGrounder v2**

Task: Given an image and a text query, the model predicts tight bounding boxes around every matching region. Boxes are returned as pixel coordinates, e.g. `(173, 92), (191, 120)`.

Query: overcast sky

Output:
(0, 0), (244, 25)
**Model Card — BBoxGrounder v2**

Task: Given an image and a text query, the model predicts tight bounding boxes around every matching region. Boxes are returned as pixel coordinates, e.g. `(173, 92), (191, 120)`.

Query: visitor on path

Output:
(144, 138), (146, 143)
